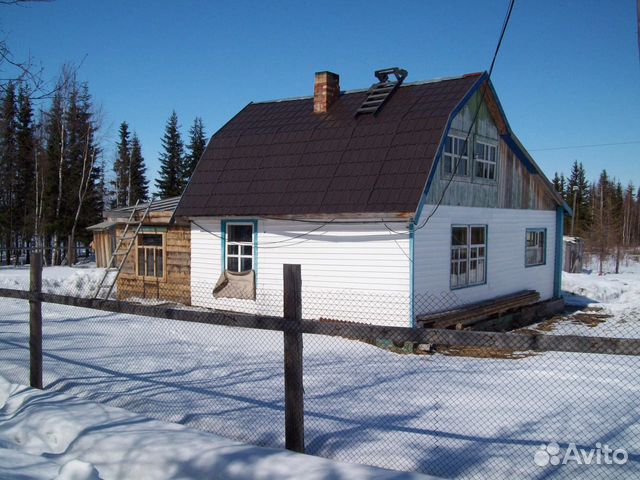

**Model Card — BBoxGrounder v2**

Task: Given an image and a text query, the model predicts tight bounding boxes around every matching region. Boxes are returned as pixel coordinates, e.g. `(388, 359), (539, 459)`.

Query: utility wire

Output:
(413, 0), (515, 232)
(530, 140), (640, 152)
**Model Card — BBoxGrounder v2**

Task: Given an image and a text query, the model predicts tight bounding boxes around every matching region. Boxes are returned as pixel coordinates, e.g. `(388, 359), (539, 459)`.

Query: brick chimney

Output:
(313, 71), (340, 113)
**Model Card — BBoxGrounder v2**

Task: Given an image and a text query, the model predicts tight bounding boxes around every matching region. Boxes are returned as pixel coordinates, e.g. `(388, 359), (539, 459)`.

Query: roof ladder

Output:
(93, 198), (154, 300)
(355, 67), (408, 117)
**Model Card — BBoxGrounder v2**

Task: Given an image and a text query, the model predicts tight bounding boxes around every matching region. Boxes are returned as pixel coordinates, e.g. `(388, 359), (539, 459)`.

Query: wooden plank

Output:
(1, 287), (640, 356)
(283, 264), (304, 453)
(29, 253), (43, 389)
(418, 290), (539, 328)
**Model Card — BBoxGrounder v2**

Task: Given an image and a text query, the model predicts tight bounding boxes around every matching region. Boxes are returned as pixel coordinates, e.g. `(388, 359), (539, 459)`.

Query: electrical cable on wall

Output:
(413, 0), (516, 233)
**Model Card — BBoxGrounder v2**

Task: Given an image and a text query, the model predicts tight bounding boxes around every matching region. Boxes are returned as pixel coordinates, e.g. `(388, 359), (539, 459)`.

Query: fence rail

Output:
(2, 286), (639, 357)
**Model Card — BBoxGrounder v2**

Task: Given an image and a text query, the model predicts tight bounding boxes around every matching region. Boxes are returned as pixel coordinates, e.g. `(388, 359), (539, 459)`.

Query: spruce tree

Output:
(185, 117), (206, 183)
(113, 121), (131, 207)
(128, 133), (149, 204)
(566, 160), (592, 236)
(0, 82), (18, 263)
(155, 110), (185, 198)
(16, 83), (35, 247)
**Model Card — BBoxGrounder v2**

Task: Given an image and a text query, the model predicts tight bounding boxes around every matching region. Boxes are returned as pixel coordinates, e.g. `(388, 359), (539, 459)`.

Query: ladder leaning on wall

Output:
(93, 199), (154, 300)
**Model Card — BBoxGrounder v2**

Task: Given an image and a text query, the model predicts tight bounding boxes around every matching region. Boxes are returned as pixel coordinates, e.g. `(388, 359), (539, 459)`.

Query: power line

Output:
(530, 140), (640, 152)
(414, 0), (516, 232)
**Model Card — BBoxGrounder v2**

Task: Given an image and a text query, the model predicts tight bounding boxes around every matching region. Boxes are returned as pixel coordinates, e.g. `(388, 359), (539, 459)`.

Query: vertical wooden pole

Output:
(29, 252), (43, 389)
(283, 264), (304, 453)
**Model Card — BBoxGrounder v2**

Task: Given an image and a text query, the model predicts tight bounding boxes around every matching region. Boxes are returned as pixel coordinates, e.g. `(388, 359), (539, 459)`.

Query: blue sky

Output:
(3, 0), (639, 191)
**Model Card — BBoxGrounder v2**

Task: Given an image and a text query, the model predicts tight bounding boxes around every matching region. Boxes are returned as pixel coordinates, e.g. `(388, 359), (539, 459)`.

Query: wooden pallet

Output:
(417, 290), (540, 330)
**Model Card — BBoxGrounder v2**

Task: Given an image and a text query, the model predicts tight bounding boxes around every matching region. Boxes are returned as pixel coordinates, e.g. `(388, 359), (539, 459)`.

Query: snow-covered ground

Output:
(530, 255), (640, 338)
(0, 263), (639, 478)
(0, 375), (427, 480)
(0, 264), (103, 297)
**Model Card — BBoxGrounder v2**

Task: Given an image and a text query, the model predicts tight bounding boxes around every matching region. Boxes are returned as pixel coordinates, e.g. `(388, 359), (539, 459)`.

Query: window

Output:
(443, 134), (469, 176)
(525, 229), (546, 266)
(451, 225), (487, 288)
(226, 223), (254, 272)
(137, 234), (164, 278)
(474, 140), (497, 180)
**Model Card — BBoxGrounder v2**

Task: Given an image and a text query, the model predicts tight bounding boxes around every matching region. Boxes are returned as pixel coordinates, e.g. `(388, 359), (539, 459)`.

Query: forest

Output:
(553, 161), (640, 272)
(0, 24), (637, 268)
(0, 65), (206, 266)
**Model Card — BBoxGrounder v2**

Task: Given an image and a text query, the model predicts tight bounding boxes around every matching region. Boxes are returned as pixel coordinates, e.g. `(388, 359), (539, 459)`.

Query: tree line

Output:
(553, 161), (640, 272)
(0, 69), (207, 266)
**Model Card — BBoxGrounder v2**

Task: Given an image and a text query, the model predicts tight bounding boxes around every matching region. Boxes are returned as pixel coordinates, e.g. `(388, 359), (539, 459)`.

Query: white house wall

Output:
(413, 205), (556, 316)
(191, 219), (412, 326)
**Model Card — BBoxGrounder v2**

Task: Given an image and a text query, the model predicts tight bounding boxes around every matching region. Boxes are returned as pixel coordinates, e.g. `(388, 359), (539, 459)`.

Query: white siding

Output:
(413, 205), (556, 316)
(191, 218), (412, 326)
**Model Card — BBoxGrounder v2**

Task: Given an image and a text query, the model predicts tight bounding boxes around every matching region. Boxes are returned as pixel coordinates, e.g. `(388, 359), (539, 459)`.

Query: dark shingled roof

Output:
(175, 73), (483, 217)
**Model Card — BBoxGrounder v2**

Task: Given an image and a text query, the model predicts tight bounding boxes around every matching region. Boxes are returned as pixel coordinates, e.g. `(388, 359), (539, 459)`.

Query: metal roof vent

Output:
(355, 67), (408, 116)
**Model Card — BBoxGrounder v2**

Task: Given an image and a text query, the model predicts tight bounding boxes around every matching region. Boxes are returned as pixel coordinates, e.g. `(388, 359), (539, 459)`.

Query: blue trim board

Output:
(524, 228), (548, 268)
(500, 134), (537, 173)
(409, 223), (415, 328)
(220, 219), (259, 281)
(554, 207), (564, 299)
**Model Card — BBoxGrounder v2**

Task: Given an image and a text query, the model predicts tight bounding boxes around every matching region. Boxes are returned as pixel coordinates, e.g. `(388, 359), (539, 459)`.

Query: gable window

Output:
(525, 229), (546, 267)
(443, 134), (469, 177)
(137, 233), (165, 278)
(474, 140), (497, 180)
(451, 225), (487, 288)
(226, 223), (254, 272)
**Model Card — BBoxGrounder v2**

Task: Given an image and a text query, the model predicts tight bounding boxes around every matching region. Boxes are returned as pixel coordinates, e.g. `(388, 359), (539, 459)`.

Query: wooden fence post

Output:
(283, 264), (304, 453)
(29, 252), (43, 389)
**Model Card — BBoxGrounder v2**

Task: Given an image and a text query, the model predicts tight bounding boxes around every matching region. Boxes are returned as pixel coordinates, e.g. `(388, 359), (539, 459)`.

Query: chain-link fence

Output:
(0, 263), (639, 478)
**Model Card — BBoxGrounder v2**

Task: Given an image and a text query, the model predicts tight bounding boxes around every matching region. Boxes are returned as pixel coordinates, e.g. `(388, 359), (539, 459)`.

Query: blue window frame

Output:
(221, 220), (258, 274)
(525, 228), (546, 267)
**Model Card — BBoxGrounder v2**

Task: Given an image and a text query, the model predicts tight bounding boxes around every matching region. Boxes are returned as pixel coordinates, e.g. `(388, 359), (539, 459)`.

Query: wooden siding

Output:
(115, 223), (191, 304)
(413, 205), (556, 316)
(425, 90), (556, 211)
(190, 218), (412, 326)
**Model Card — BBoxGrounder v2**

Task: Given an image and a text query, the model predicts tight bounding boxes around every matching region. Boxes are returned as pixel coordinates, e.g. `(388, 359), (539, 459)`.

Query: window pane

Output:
(228, 224), (253, 243)
(146, 249), (154, 276)
(475, 142), (483, 159)
(457, 157), (467, 176)
(458, 138), (467, 156)
(471, 226), (485, 245)
(227, 257), (239, 272)
(444, 156), (452, 174)
(138, 248), (144, 276)
(228, 244), (238, 255)
(241, 257), (253, 272)
(156, 249), (163, 277)
(445, 136), (452, 153)
(469, 259), (477, 283)
(141, 234), (162, 247)
(242, 245), (252, 256)
(452, 227), (467, 246)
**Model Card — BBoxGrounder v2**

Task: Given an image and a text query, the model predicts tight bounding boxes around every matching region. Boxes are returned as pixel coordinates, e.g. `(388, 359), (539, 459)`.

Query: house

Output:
(173, 68), (570, 327)
(88, 196), (191, 304)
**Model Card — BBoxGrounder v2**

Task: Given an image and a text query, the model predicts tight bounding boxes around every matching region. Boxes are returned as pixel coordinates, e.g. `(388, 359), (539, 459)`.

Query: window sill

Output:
(450, 281), (487, 290)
